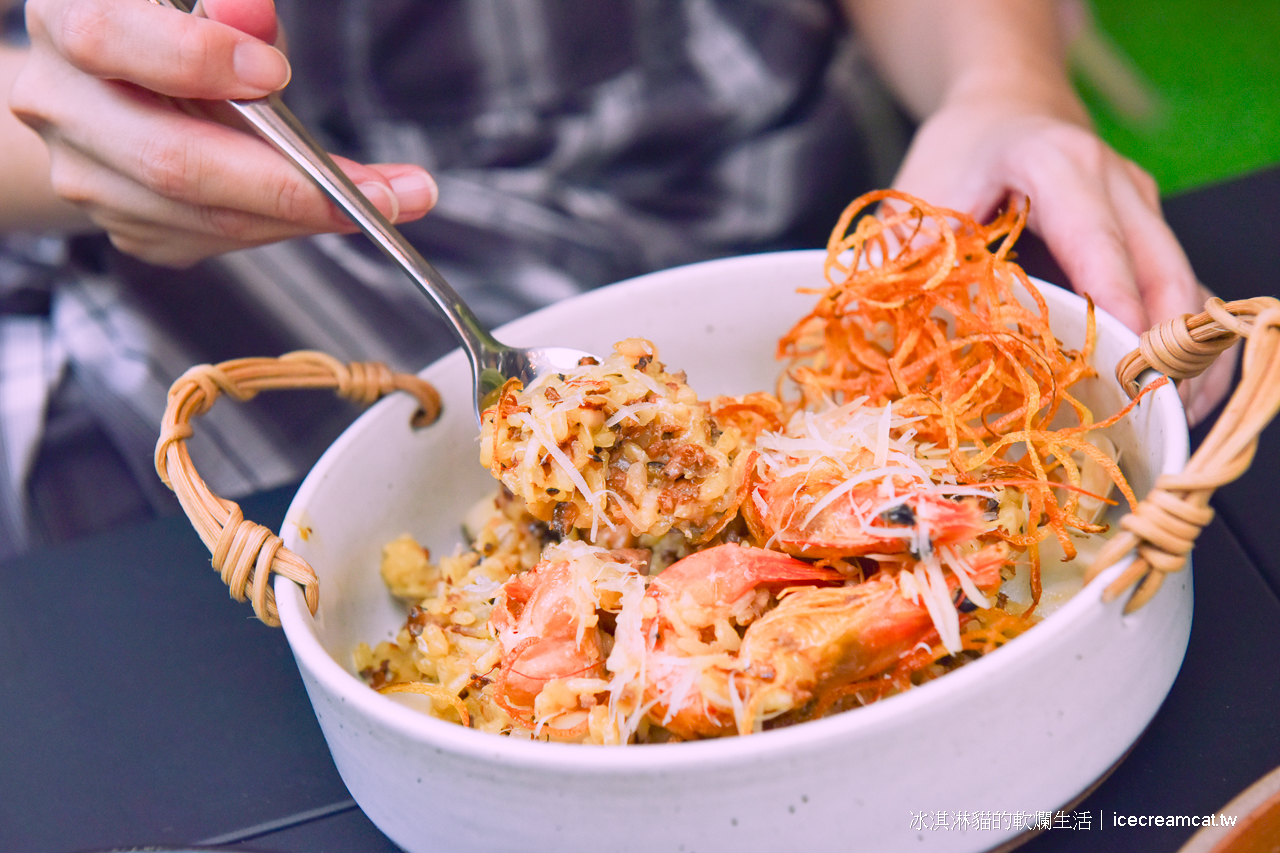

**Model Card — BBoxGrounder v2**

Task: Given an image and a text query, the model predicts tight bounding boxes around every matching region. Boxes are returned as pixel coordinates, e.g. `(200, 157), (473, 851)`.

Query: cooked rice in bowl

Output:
(338, 193), (1182, 749)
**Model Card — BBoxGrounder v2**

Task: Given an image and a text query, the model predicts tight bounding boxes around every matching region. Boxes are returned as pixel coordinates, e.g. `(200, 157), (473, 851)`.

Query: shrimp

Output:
(743, 398), (1002, 561)
(645, 543), (844, 636)
(640, 543), (843, 739)
(745, 467), (1000, 560)
(488, 543), (646, 728)
(638, 542), (1006, 738)
(727, 545), (1006, 734)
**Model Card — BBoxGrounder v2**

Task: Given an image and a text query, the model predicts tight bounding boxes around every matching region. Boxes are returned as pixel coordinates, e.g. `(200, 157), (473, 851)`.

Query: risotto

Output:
(355, 191), (1151, 744)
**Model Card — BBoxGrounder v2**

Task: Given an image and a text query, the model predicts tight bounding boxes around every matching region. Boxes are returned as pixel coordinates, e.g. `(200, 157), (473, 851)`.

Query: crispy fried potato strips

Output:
(780, 190), (1145, 602)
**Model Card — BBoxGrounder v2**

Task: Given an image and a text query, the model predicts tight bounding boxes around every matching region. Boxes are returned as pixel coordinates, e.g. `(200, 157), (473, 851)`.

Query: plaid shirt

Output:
(0, 0), (907, 555)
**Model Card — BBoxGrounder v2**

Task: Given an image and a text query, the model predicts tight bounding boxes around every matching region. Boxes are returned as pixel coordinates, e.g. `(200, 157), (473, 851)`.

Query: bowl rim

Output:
(276, 249), (1190, 771)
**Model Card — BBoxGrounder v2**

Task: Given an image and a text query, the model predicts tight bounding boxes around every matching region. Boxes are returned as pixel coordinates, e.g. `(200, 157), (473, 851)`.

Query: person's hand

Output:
(9, 0), (437, 267)
(891, 92), (1233, 425)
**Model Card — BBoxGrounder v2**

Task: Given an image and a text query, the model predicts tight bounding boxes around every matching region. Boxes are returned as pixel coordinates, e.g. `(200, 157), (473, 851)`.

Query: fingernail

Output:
(358, 182), (400, 222)
(233, 42), (292, 92)
(389, 171), (439, 214)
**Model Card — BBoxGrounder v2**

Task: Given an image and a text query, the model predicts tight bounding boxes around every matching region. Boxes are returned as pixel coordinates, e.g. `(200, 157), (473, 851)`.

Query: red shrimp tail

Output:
(733, 546), (845, 587)
(653, 543), (842, 603)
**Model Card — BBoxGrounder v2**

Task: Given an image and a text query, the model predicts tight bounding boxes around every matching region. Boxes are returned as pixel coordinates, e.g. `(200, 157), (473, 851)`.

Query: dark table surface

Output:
(3, 165), (1279, 853)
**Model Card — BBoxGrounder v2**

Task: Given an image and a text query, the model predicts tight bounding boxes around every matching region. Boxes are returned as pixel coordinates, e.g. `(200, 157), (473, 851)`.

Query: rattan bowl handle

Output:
(1087, 296), (1280, 612)
(155, 351), (441, 626)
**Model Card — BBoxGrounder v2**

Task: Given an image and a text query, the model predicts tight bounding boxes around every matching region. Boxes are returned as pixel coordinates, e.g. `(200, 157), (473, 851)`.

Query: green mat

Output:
(1079, 0), (1280, 193)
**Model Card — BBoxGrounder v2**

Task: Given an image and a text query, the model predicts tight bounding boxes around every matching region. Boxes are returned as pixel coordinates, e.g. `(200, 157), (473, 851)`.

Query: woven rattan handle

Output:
(155, 351), (442, 626)
(1087, 297), (1280, 612)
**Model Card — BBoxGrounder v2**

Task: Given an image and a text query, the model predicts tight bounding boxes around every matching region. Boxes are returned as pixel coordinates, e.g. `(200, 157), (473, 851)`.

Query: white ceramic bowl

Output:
(277, 250), (1191, 853)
